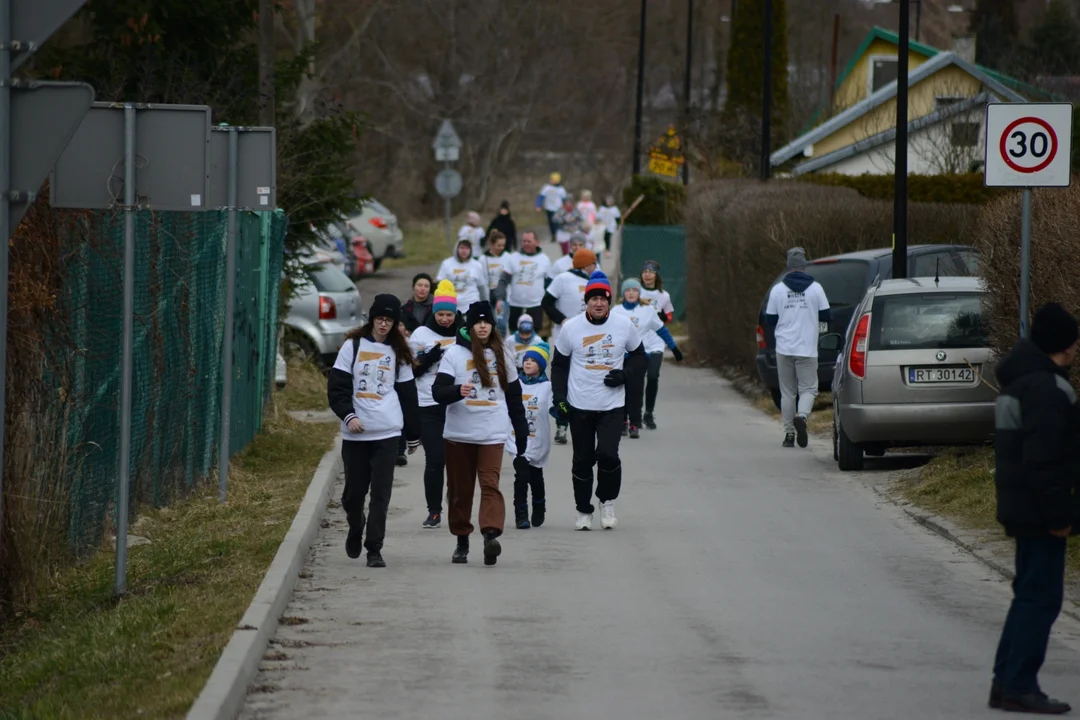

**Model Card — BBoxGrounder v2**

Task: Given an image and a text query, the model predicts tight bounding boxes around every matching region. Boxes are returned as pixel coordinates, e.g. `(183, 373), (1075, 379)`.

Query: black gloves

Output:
(513, 455), (530, 476)
(416, 344), (444, 373)
(672, 347), (683, 363)
(603, 369), (627, 387)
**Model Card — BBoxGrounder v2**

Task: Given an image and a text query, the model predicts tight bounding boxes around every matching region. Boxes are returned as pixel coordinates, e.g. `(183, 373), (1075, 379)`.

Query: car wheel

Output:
(836, 418), (864, 472)
(283, 329), (321, 367)
(770, 387), (782, 411)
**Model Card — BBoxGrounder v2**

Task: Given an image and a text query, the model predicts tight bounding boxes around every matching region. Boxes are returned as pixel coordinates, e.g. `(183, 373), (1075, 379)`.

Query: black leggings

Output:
(569, 408), (624, 514)
(624, 351), (662, 426)
(645, 352), (664, 413)
(420, 404), (446, 513)
(341, 437), (399, 552)
(513, 463), (546, 508)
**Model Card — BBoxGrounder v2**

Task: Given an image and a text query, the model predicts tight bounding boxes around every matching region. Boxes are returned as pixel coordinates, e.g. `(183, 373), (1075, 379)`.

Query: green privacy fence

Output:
(60, 209), (287, 552)
(619, 225), (687, 320)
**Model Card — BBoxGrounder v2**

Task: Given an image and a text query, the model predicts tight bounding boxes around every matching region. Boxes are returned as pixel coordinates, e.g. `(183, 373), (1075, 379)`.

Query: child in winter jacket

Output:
(506, 341), (552, 529)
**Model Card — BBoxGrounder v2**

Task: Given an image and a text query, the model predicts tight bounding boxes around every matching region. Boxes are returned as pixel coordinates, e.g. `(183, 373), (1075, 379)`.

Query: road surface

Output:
(242, 362), (1080, 720)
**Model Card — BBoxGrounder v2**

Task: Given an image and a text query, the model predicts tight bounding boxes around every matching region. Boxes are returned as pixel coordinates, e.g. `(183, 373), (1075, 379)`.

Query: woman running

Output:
(432, 301), (528, 566)
(408, 280), (463, 529)
(436, 238), (488, 313)
(639, 260), (678, 429)
(328, 294), (421, 568)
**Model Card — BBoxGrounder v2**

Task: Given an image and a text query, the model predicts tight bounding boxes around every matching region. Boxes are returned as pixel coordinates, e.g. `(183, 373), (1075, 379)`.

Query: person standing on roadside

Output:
(553, 194), (585, 257)
(508, 341), (552, 530)
(402, 273), (434, 333)
(989, 302), (1079, 716)
(765, 247), (829, 449)
(436, 238), (488, 313)
(408, 281), (463, 530)
(536, 173), (566, 243)
(551, 270), (646, 531)
(495, 230), (552, 333)
(327, 294), (421, 568)
(487, 200), (518, 252)
(596, 195), (621, 254)
(433, 301), (529, 566)
(482, 230), (511, 337)
(457, 211), (486, 257)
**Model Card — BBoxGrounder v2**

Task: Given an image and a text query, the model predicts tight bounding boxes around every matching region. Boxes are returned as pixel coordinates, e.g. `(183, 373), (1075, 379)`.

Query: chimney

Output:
(952, 34), (976, 64)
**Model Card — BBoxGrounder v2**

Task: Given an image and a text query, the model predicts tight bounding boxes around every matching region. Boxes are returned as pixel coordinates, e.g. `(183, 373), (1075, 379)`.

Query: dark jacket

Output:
(487, 212), (517, 251)
(994, 339), (1080, 537)
(402, 296), (433, 333)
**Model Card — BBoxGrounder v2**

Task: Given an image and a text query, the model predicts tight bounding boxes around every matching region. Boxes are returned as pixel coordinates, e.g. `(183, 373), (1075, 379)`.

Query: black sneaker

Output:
(422, 511), (441, 529)
(989, 681), (1002, 710)
(643, 412), (657, 430)
(554, 427), (567, 445)
(794, 416), (808, 448)
(629, 425), (640, 439)
(366, 551), (386, 568)
(345, 525), (363, 559)
(782, 433), (795, 448)
(515, 505), (530, 529)
(396, 454), (408, 467)
(483, 532), (502, 566)
(452, 536), (469, 564)
(1000, 693), (1071, 714)
(531, 501), (546, 528)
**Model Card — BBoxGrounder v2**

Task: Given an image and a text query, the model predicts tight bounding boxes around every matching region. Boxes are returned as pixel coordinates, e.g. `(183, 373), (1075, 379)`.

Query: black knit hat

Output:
(465, 301), (494, 329)
(1031, 302), (1079, 355)
(369, 293), (401, 323)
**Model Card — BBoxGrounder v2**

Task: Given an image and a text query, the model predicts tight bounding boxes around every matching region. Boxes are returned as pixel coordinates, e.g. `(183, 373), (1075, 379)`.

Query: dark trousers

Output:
(625, 358), (647, 427)
(513, 463), (546, 508)
(420, 404), (446, 513)
(645, 352), (663, 413)
(545, 210), (557, 241)
(604, 230), (613, 251)
(509, 305), (543, 333)
(993, 535), (1067, 696)
(341, 437), (399, 552)
(569, 408), (624, 514)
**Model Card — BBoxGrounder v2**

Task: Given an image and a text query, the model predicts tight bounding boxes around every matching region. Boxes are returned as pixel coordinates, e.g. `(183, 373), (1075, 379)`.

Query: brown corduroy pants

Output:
(444, 441), (505, 537)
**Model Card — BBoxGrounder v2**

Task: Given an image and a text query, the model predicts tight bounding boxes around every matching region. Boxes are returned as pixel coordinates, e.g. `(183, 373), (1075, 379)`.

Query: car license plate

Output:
(818, 321), (828, 334)
(908, 366), (975, 384)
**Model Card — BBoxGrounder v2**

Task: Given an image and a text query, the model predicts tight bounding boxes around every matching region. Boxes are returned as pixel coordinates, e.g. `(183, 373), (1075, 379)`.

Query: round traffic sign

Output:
(435, 169), (462, 199)
(999, 116), (1059, 174)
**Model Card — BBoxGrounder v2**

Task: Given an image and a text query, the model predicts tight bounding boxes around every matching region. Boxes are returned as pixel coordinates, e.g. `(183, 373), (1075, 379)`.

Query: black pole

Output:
(892, 0), (910, 278)
(914, 0), (922, 42)
(632, 0), (648, 176)
(760, 0), (773, 181)
(682, 0), (694, 185)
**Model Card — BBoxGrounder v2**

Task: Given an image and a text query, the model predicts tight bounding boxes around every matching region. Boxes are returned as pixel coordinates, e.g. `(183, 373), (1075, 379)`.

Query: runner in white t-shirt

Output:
(506, 341), (552, 530)
(327, 294), (421, 568)
(436, 238), (489, 313)
(535, 172), (567, 243)
(493, 230), (552, 333)
(481, 230), (511, 336)
(596, 196), (621, 253)
(457, 211), (486, 257)
(551, 270), (646, 531)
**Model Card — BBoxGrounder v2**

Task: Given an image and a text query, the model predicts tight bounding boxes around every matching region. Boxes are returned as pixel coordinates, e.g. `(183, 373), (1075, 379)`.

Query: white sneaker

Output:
(575, 512), (593, 531)
(600, 501), (617, 529)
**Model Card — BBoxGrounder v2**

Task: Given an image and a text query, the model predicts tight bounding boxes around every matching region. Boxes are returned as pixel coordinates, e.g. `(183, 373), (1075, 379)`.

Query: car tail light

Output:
(848, 313), (871, 379)
(755, 325), (766, 350)
(369, 217), (387, 230)
(318, 295), (337, 320)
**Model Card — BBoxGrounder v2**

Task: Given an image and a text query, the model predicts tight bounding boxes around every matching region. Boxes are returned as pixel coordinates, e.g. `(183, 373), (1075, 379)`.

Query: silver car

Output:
(832, 276), (996, 471)
(345, 198), (405, 271)
(283, 260), (363, 367)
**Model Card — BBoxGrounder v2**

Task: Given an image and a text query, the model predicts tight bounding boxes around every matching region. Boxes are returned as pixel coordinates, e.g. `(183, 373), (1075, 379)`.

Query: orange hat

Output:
(572, 248), (597, 269)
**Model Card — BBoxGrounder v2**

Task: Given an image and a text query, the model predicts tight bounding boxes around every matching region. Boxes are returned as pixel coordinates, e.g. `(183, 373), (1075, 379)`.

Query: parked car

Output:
(345, 198), (405, 271)
(755, 244), (979, 409)
(283, 259), (364, 368)
(832, 275), (995, 471)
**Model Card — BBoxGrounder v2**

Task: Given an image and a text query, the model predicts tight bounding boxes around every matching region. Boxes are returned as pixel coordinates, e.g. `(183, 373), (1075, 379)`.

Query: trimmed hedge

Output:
(622, 175), (686, 226)
(802, 173), (1008, 206)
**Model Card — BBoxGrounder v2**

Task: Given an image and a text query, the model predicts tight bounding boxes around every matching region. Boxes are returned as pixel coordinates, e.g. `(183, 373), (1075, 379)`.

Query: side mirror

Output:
(819, 333), (843, 351)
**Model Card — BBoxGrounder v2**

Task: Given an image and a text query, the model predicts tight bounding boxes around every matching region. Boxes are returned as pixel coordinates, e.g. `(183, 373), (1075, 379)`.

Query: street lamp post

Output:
(632, 0), (647, 176)
(892, 0), (910, 279)
(682, 0), (694, 185)
(761, 0), (773, 181)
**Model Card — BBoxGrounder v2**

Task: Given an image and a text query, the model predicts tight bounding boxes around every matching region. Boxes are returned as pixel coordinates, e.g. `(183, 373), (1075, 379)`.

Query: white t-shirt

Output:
(503, 251), (552, 308)
(765, 278), (830, 358)
(509, 332), (538, 369)
(436, 257), (486, 312)
(596, 205), (621, 234)
(576, 201), (597, 226)
(548, 254), (574, 279)
(545, 270), (590, 343)
(439, 343), (520, 445)
(640, 287), (674, 322)
(554, 313), (642, 412)
(588, 223), (606, 252)
(506, 380), (552, 468)
(331, 336), (415, 442)
(482, 252), (509, 292)
(612, 302), (665, 354)
(408, 326), (457, 407)
(457, 224), (485, 256)
(539, 184), (566, 212)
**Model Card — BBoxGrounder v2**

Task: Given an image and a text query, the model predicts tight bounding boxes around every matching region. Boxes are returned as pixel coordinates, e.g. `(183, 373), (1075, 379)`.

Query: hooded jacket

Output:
(994, 339), (1080, 536)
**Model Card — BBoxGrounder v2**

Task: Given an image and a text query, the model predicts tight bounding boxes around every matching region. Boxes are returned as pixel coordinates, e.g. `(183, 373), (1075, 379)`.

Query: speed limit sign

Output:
(985, 103), (1073, 187)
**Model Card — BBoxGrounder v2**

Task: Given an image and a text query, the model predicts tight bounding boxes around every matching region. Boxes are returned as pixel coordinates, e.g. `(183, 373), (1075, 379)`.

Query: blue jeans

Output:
(993, 534), (1067, 696)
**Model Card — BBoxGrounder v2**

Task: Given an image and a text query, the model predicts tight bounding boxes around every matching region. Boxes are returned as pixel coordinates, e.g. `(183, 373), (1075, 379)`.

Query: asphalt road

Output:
(242, 361), (1080, 720)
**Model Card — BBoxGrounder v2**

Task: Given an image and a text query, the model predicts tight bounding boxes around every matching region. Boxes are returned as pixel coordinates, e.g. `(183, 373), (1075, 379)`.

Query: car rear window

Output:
(306, 264), (356, 293)
(868, 292), (988, 351)
(804, 260), (870, 308)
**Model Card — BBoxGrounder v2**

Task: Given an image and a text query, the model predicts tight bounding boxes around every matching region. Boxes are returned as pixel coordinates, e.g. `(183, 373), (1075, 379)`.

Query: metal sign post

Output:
(115, 104), (136, 596)
(218, 128), (239, 502)
(984, 102), (1073, 337)
(432, 119), (462, 253)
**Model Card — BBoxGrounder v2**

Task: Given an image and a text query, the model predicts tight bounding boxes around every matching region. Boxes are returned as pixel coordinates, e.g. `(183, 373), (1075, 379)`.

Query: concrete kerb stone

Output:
(186, 436), (343, 720)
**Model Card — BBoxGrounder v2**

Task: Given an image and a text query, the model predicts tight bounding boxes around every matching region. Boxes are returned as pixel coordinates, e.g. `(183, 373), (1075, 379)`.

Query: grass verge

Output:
(387, 216), (455, 271)
(0, 404), (338, 719)
(280, 360), (328, 411)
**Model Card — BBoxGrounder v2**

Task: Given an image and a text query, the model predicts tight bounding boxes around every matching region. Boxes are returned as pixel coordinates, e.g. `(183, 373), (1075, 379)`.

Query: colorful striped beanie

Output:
(584, 270), (612, 302)
(523, 341), (551, 375)
(433, 279), (458, 314)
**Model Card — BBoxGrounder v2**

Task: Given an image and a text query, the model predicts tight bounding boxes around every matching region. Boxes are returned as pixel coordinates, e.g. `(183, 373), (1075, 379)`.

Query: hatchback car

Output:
(831, 276), (996, 471)
(345, 198), (405, 271)
(756, 244), (979, 409)
(283, 260), (363, 368)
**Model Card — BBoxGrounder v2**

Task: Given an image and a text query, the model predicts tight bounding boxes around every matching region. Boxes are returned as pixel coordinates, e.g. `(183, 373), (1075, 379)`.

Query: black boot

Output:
(1000, 693), (1071, 714)
(531, 499), (546, 528)
(366, 550), (386, 568)
(482, 530), (502, 566)
(345, 514), (364, 559)
(643, 412), (657, 430)
(515, 504), (531, 529)
(452, 535), (469, 564)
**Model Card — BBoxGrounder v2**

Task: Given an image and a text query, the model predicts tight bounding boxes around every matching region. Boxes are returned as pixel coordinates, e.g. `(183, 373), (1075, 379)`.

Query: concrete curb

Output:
(186, 436), (343, 720)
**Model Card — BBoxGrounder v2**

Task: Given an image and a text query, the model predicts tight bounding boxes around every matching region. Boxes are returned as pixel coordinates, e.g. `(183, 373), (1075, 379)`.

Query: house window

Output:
(871, 58), (899, 92)
(951, 122), (980, 148)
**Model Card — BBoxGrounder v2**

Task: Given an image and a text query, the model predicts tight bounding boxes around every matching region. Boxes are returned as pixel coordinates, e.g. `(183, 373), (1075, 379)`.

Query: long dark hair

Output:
(640, 260), (663, 291)
(345, 320), (414, 366)
(471, 327), (510, 391)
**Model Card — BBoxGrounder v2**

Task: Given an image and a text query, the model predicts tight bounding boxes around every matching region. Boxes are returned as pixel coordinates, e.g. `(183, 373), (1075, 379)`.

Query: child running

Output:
(508, 315), (538, 370)
(507, 341), (552, 529)
(638, 260), (677, 429)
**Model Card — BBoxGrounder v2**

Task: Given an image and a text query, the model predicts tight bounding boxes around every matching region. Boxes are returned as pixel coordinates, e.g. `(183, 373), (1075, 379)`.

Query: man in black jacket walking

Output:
(990, 302), (1079, 715)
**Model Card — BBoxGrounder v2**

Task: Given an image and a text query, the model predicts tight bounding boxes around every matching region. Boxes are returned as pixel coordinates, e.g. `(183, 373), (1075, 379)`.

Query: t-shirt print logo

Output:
(355, 350), (388, 401)
(517, 393), (539, 438)
(581, 333), (611, 371)
(464, 357), (499, 406)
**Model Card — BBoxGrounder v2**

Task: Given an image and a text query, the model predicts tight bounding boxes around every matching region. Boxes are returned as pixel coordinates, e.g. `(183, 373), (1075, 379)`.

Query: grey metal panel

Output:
(11, 0), (87, 70)
(208, 126), (276, 210)
(50, 102), (211, 211)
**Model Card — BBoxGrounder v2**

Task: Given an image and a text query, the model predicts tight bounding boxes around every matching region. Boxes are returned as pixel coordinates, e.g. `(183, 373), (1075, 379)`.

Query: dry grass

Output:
(280, 360), (328, 411)
(0, 407), (337, 718)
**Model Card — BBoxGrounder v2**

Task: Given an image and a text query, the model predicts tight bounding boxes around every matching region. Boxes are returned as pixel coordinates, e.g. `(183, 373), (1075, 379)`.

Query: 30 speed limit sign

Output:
(985, 103), (1073, 187)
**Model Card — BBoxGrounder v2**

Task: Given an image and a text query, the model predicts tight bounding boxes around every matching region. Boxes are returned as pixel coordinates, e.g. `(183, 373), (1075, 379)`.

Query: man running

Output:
(495, 230), (552, 333)
(551, 270), (646, 531)
(535, 173), (566, 243)
(548, 232), (589, 280)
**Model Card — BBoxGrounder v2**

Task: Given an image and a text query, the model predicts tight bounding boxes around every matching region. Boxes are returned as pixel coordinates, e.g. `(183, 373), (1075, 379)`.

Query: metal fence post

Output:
(218, 128), (239, 502)
(115, 103), (136, 597)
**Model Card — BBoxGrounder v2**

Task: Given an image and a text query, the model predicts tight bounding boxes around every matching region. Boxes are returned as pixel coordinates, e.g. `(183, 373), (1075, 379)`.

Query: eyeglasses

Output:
(373, 317), (395, 326)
